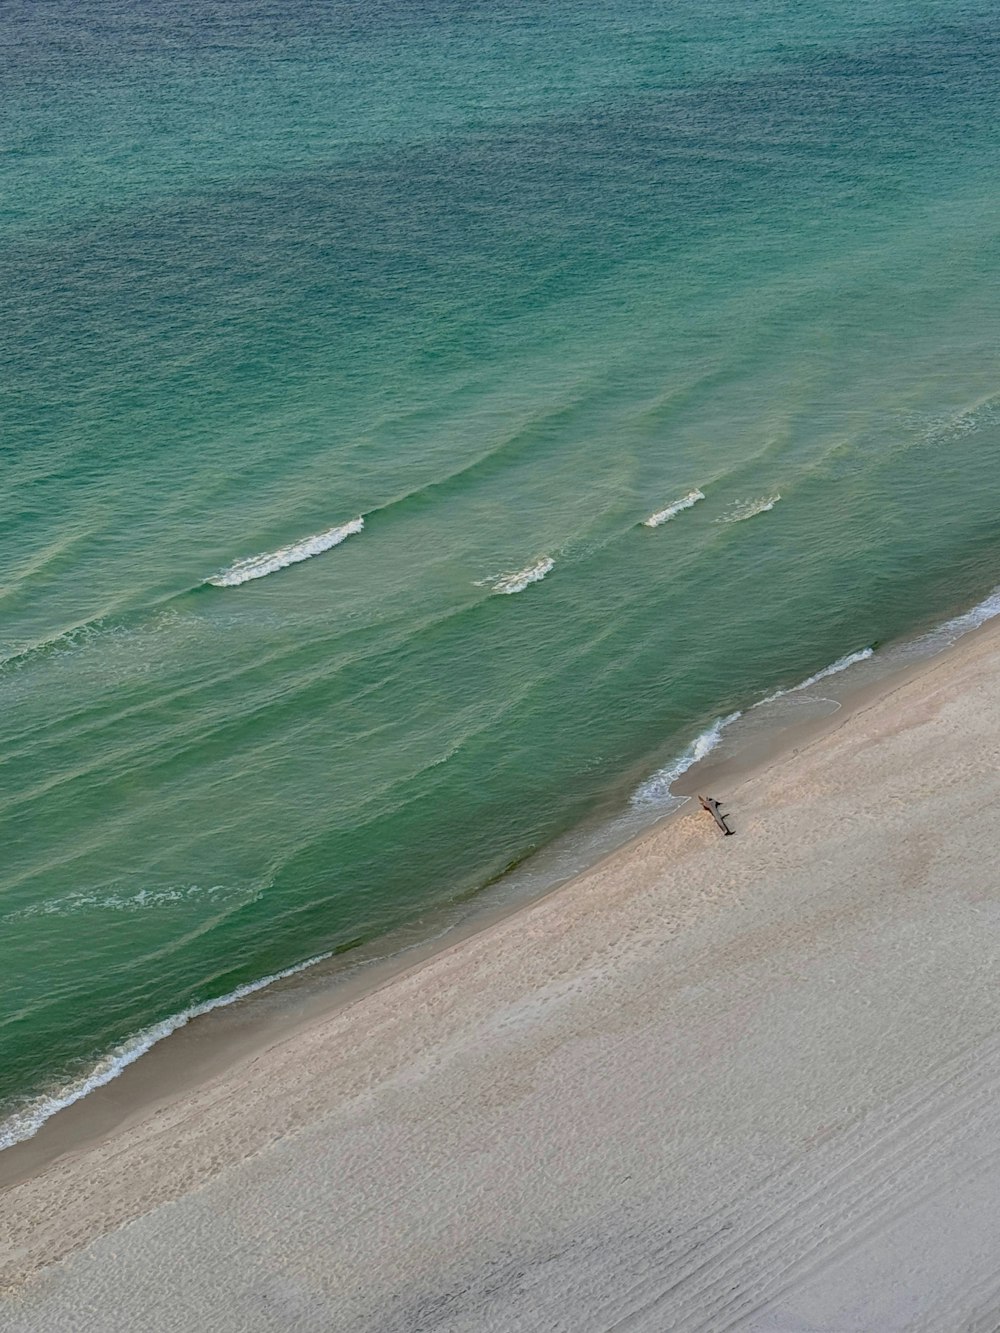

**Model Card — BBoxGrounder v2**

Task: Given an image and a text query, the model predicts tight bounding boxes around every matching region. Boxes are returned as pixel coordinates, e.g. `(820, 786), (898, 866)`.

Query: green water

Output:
(4, 0), (1000, 1141)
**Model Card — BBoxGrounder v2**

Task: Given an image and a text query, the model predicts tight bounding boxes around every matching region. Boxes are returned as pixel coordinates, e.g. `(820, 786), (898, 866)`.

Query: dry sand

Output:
(5, 622), (1000, 1331)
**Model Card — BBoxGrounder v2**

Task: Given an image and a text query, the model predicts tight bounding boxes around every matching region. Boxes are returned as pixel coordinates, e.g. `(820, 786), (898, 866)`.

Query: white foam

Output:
(757, 647), (874, 706)
(916, 585), (1000, 648)
(207, 517), (364, 587)
(909, 395), (1000, 445)
(631, 711), (742, 807)
(491, 558), (554, 595)
(4, 882), (257, 922)
(0, 949), (334, 1152)
(642, 489), (705, 528)
(717, 494), (781, 524)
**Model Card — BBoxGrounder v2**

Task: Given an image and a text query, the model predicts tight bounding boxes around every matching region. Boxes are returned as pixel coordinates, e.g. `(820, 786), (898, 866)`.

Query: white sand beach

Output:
(5, 622), (1000, 1331)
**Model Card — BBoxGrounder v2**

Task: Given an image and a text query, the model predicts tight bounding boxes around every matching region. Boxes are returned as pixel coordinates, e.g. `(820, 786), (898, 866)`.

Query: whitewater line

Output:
(0, 949), (335, 1152)
(756, 647), (875, 706)
(207, 517), (364, 587)
(631, 711), (742, 807)
(489, 558), (555, 595)
(717, 494), (781, 524)
(643, 489), (705, 527)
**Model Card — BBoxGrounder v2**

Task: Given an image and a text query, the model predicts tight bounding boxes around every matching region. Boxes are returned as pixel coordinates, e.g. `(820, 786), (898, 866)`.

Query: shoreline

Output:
(3, 588), (1000, 1195)
(4, 600), (1000, 1313)
(7, 594), (1000, 1322)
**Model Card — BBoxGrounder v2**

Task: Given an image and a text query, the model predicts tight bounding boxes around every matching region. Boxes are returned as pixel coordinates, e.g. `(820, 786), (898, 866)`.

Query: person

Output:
(699, 795), (733, 835)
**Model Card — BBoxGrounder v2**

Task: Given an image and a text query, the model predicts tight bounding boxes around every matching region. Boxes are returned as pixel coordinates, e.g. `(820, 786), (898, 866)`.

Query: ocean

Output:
(3, 0), (1000, 1145)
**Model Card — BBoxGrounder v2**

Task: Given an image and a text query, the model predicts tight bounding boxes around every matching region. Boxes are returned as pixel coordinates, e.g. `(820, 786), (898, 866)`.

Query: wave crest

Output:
(207, 517), (364, 587)
(4, 881), (259, 922)
(717, 495), (781, 524)
(490, 558), (554, 595)
(631, 712), (742, 807)
(642, 489), (705, 528)
(757, 647), (874, 706)
(918, 585), (1000, 647)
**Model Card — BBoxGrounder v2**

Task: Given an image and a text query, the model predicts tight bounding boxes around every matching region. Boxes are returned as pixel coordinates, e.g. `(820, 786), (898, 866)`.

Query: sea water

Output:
(3, 0), (1000, 1144)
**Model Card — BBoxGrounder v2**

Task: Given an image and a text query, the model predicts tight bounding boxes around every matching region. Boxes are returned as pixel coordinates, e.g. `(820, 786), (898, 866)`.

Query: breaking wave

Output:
(631, 711), (742, 807)
(642, 489), (705, 527)
(0, 948), (334, 1152)
(0, 605), (183, 676)
(717, 494), (781, 523)
(489, 558), (555, 595)
(207, 517), (364, 587)
(757, 647), (874, 706)
(912, 583), (1000, 650)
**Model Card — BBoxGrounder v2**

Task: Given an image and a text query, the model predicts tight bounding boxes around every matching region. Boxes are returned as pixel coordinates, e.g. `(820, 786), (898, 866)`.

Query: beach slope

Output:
(5, 625), (1000, 1330)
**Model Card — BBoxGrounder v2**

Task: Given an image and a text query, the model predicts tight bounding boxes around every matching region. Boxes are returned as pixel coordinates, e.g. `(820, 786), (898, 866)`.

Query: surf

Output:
(489, 558), (555, 595)
(0, 948), (334, 1152)
(717, 494), (781, 524)
(631, 711), (742, 807)
(642, 489), (705, 528)
(207, 517), (364, 587)
(756, 647), (874, 706)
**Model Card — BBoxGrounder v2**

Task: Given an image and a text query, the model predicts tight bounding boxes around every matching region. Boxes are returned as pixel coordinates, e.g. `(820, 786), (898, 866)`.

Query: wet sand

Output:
(5, 618), (1000, 1330)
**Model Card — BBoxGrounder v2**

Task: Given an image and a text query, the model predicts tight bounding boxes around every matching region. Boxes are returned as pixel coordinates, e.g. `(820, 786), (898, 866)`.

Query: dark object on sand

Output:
(698, 795), (733, 836)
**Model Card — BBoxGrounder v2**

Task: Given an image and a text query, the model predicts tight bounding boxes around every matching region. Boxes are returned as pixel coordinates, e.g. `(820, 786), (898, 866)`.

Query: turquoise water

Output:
(4, 0), (1000, 1141)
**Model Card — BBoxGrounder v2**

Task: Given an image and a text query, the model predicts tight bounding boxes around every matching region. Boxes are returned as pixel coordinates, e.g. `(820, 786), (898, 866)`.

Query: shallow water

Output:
(3, 0), (1000, 1142)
